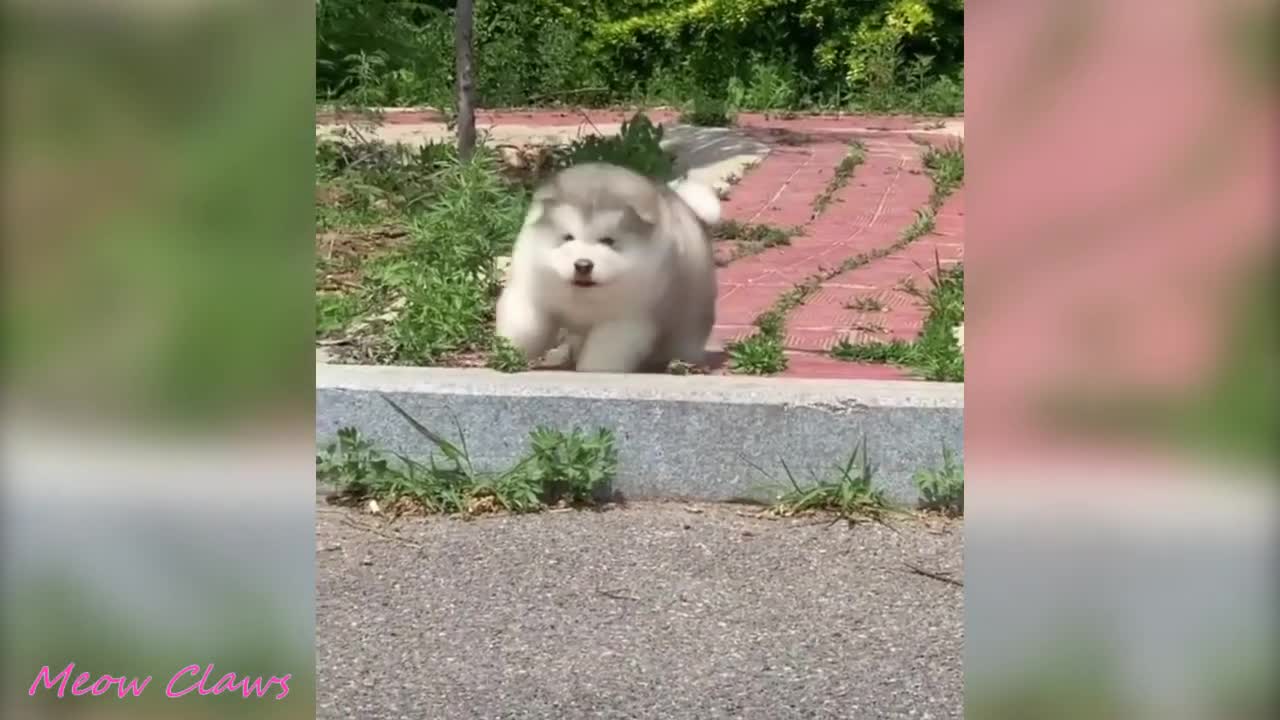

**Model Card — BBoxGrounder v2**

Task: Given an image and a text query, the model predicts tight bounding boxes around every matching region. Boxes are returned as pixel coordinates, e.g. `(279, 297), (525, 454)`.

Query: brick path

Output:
(319, 109), (964, 380)
(706, 125), (963, 380)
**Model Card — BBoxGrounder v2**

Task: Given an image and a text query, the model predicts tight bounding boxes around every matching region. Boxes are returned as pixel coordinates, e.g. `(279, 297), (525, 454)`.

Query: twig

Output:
(596, 589), (639, 602)
(902, 561), (963, 587)
(527, 86), (609, 103)
(339, 516), (424, 550)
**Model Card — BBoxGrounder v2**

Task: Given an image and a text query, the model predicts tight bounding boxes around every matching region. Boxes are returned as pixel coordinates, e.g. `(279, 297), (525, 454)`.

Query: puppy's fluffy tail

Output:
(669, 178), (722, 226)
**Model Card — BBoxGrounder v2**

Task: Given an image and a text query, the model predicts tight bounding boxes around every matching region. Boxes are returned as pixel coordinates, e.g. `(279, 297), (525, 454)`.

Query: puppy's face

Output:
(522, 169), (668, 293)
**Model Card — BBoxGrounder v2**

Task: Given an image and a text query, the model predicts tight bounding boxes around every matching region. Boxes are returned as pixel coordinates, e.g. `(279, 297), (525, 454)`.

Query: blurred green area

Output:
(2, 2), (314, 429)
(967, 628), (1276, 719)
(1038, 245), (1278, 471)
(1, 2), (315, 718)
(6, 575), (312, 719)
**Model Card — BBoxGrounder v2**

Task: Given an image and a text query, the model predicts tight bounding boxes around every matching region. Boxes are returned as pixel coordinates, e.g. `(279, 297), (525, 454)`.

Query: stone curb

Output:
(317, 364), (963, 505)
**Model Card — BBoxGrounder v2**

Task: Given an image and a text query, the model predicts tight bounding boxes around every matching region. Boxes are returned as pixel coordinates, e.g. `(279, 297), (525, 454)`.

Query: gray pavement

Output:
(316, 501), (963, 719)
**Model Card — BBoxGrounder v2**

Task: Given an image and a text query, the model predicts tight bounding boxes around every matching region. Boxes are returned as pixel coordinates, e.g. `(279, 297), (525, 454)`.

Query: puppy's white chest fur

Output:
(495, 163), (719, 373)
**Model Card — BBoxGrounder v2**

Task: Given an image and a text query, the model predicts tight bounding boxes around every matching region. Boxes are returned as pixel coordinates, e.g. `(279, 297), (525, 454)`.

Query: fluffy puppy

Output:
(496, 162), (721, 372)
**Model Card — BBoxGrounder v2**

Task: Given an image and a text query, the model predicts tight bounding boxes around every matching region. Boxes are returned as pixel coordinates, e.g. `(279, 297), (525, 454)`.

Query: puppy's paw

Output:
(575, 321), (658, 373)
(495, 289), (557, 359)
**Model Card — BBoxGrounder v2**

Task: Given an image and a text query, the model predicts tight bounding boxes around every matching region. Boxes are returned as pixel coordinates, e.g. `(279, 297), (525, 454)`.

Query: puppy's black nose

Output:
(573, 259), (594, 275)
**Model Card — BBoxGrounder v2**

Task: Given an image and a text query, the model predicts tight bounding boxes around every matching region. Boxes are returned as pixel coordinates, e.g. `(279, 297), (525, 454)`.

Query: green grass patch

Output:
(713, 220), (800, 264)
(680, 94), (736, 127)
(726, 329), (788, 375)
(913, 445), (963, 515)
(316, 116), (673, 364)
(922, 141), (964, 209)
(760, 440), (898, 524)
(317, 396), (618, 515)
(811, 141), (866, 218)
(486, 335), (530, 373)
(832, 260), (964, 381)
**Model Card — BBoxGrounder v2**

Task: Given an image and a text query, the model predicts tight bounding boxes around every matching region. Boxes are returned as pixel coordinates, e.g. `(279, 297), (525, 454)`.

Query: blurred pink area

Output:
(968, 0), (1276, 465)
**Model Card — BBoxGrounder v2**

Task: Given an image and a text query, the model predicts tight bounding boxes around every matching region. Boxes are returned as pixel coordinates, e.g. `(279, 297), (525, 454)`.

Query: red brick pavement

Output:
(709, 131), (961, 380)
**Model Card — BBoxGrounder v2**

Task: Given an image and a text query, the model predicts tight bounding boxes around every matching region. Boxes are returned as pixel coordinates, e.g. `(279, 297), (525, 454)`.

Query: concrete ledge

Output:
(316, 364), (963, 504)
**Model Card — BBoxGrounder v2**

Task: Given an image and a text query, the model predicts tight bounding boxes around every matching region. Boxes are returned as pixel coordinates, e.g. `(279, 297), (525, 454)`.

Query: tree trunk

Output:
(454, 0), (476, 162)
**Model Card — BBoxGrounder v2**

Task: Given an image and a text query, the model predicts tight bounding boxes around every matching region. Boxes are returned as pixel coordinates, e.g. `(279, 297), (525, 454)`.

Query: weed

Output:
(316, 427), (404, 499)
(913, 446), (963, 515)
(713, 220), (798, 262)
(726, 136), (962, 375)
(845, 296), (887, 312)
(901, 207), (937, 241)
(832, 258), (964, 381)
(681, 94), (736, 127)
(922, 141), (964, 209)
(726, 331), (788, 375)
(555, 112), (676, 181)
(523, 426), (618, 505)
(811, 141), (866, 218)
(665, 359), (706, 375)
(765, 440), (897, 523)
(486, 336), (529, 373)
(316, 292), (363, 338)
(318, 397), (619, 515)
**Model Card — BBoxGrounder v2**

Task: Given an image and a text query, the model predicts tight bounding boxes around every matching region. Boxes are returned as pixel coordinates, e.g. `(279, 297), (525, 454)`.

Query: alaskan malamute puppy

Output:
(496, 162), (721, 372)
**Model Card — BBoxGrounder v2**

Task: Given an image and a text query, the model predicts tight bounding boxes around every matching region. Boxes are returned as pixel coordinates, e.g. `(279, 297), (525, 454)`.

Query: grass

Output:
(317, 396), (618, 515)
(761, 439), (897, 524)
(316, 113), (676, 366)
(680, 94), (736, 127)
(832, 259), (964, 381)
(827, 143), (965, 380)
(922, 141), (964, 210)
(712, 220), (800, 265)
(811, 141), (866, 218)
(845, 295), (887, 312)
(485, 336), (530, 373)
(913, 445), (963, 516)
(727, 142), (962, 376)
(725, 278), (821, 374)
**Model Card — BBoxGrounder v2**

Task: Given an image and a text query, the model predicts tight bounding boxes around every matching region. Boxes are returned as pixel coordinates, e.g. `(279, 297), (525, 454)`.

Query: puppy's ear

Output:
(532, 176), (561, 204)
(625, 191), (660, 226)
(527, 178), (562, 225)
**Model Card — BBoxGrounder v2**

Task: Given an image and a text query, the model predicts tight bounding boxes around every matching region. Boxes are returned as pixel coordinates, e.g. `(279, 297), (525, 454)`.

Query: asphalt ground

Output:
(317, 501), (963, 719)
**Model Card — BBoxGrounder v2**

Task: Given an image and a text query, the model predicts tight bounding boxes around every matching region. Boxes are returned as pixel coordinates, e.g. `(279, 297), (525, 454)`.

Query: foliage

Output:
(554, 112), (677, 180)
(765, 439), (898, 523)
(317, 0), (964, 114)
(314, 134), (528, 362)
(317, 398), (620, 514)
(913, 445), (963, 515)
(681, 93), (736, 126)
(832, 260), (964, 381)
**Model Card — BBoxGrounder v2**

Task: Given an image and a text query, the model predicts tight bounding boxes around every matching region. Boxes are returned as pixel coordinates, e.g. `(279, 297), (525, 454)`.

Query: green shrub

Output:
(554, 112), (676, 180)
(317, 0), (964, 114)
(681, 94), (736, 126)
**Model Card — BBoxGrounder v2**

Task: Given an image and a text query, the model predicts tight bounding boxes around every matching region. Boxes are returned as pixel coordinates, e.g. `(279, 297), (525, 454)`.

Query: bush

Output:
(554, 112), (676, 180)
(317, 0), (964, 114)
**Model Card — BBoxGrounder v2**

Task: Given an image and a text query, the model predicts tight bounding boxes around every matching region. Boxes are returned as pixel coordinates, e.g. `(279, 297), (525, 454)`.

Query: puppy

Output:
(496, 162), (721, 373)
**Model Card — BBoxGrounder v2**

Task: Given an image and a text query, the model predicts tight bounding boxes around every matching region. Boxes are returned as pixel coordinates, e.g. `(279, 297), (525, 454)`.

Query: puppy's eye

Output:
(561, 233), (574, 243)
(599, 236), (616, 247)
